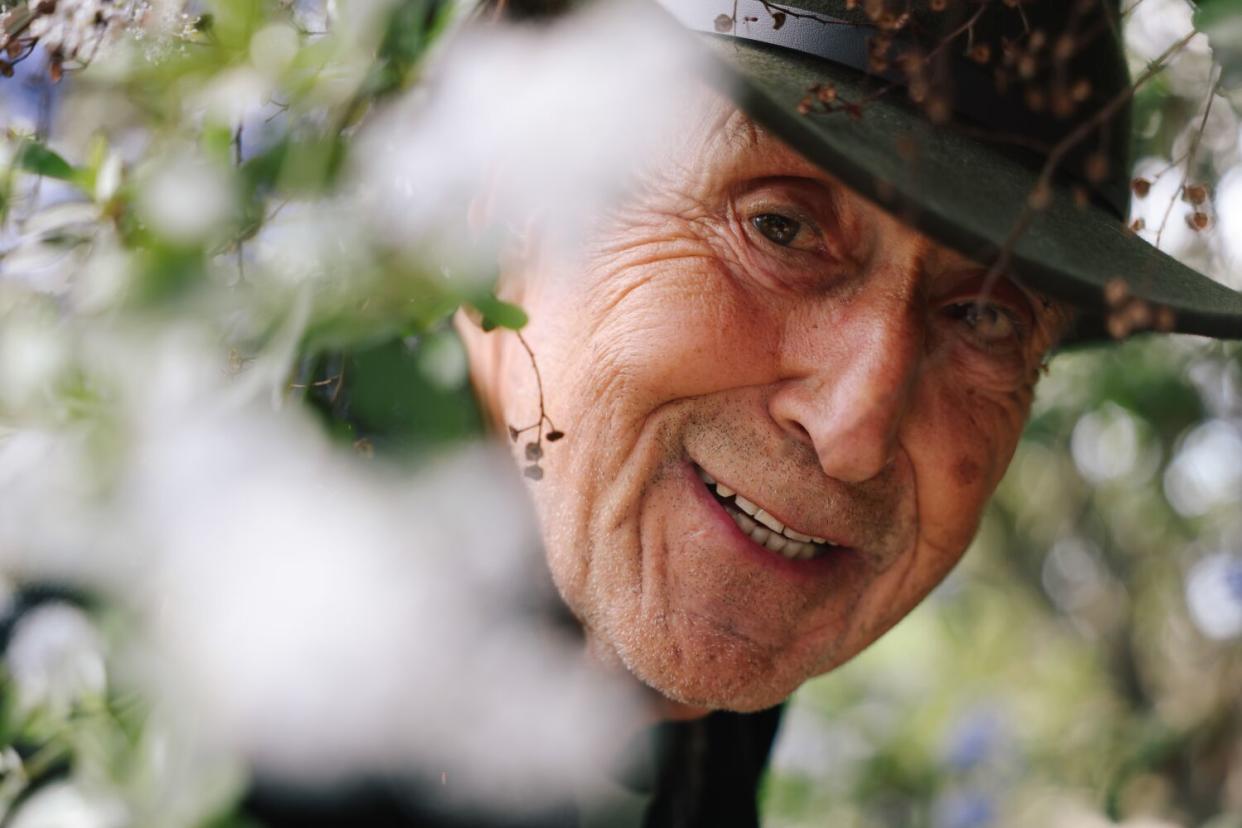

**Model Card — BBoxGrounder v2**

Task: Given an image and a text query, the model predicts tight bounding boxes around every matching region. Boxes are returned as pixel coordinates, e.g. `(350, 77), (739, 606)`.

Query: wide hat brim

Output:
(666, 11), (1242, 344)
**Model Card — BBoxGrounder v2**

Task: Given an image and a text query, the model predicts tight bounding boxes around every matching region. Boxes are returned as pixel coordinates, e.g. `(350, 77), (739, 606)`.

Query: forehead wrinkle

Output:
(691, 98), (824, 185)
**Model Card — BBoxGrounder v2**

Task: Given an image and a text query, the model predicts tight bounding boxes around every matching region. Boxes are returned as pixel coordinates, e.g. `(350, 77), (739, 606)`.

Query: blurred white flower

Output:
(252, 199), (370, 290)
(1185, 551), (1242, 639)
(1124, 0), (1215, 98)
(135, 154), (236, 244)
(1070, 403), (1158, 485)
(1214, 164), (1242, 287)
(249, 24), (301, 80)
(190, 66), (272, 127)
(0, 317), (69, 411)
(1042, 537), (1108, 614)
(1162, 418), (1242, 517)
(353, 0), (716, 266)
(7, 780), (126, 828)
(119, 404), (638, 809)
(0, 428), (105, 582)
(6, 602), (106, 719)
(1, 307), (640, 814)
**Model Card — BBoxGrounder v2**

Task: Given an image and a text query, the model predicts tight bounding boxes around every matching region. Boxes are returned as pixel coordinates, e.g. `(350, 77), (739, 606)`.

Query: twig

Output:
(234, 122), (245, 281)
(1154, 68), (1219, 249)
(508, 329), (563, 478)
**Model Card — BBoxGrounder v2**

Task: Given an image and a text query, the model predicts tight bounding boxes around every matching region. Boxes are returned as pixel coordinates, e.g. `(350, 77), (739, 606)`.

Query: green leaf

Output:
(469, 295), (528, 332)
(14, 140), (78, 182)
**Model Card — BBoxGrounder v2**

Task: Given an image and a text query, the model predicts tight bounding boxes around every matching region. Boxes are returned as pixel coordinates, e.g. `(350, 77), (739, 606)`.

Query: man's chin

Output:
(607, 615), (819, 714)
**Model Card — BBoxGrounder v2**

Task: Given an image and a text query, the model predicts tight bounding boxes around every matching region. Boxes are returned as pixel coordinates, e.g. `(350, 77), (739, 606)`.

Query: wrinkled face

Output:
(462, 91), (1065, 713)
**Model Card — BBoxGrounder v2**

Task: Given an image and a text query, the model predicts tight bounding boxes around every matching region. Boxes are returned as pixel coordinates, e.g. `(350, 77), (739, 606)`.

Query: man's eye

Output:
(946, 301), (1022, 345)
(751, 213), (803, 247)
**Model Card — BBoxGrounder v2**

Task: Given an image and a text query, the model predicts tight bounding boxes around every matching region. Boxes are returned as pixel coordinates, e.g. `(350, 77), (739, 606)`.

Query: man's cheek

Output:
(582, 280), (776, 406)
(907, 386), (1021, 549)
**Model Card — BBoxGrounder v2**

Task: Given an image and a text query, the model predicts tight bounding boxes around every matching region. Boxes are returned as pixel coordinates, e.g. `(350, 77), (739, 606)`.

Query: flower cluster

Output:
(0, 0), (145, 80)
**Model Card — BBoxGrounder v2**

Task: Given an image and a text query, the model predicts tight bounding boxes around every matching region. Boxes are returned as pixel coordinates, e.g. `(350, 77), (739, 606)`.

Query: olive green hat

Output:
(654, 0), (1242, 343)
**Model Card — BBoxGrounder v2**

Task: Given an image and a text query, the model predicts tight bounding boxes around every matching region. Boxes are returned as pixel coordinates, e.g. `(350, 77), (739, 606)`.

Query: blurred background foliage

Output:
(0, 0), (1239, 826)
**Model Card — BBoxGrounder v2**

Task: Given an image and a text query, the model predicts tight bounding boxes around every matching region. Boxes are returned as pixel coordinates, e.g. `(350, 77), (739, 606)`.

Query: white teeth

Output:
(713, 478), (833, 559)
(754, 509), (783, 533)
(726, 508), (823, 560)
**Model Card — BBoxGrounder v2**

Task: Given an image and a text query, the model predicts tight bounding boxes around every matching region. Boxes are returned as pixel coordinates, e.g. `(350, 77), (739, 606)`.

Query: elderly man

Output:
(5, 0), (1239, 825)
(447, 0), (1242, 823)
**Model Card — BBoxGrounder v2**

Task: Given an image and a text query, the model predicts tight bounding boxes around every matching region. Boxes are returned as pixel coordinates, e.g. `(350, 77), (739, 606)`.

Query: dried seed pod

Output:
(908, 78), (929, 103)
(1027, 182), (1053, 210)
(1131, 177), (1151, 198)
(1106, 312), (1131, 340)
(1124, 299), (1152, 330)
(545, 430), (565, 442)
(1085, 153), (1109, 183)
(525, 441), (543, 461)
(1184, 184), (1208, 205)
(1188, 211), (1209, 230)
(925, 95), (951, 124)
(714, 13), (733, 32)
(1155, 306), (1176, 332)
(968, 43), (991, 64)
(524, 465), (544, 481)
(1104, 278), (1129, 306)
(1053, 34), (1074, 61)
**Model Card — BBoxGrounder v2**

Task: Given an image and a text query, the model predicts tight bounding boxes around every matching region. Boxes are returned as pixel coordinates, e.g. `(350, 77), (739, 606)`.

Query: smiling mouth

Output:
(694, 466), (839, 561)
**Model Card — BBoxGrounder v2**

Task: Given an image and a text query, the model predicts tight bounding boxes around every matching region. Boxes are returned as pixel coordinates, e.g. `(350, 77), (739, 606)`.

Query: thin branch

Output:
(234, 121), (245, 281)
(1154, 68), (1219, 249)
(508, 328), (563, 478)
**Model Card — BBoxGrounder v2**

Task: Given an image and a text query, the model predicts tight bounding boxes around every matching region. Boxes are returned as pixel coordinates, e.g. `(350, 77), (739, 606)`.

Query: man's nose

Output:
(768, 302), (923, 484)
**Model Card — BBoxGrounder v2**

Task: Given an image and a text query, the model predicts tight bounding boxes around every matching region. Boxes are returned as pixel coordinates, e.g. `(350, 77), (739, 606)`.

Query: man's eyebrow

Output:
(719, 107), (763, 153)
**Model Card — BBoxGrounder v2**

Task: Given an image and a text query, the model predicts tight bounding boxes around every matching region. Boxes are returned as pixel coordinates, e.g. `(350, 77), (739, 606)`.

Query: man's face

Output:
(464, 90), (1064, 712)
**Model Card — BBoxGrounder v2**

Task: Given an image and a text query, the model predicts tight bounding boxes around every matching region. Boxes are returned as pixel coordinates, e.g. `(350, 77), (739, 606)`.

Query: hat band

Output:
(656, 0), (1124, 216)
